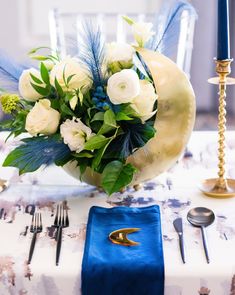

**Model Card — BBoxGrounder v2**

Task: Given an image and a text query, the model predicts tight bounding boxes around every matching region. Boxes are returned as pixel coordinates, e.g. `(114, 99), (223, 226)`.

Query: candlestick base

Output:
(200, 178), (235, 198)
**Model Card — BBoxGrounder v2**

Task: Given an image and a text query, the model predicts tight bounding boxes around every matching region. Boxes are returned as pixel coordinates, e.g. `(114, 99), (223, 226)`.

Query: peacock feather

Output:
(147, 0), (197, 59)
(0, 50), (25, 92)
(78, 21), (106, 87)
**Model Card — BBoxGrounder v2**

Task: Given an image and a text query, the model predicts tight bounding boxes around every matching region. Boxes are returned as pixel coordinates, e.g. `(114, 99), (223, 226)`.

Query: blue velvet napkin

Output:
(82, 205), (164, 295)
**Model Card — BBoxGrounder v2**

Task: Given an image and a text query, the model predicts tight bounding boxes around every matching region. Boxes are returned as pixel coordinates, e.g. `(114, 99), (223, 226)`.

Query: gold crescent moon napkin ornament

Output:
(109, 228), (141, 246)
(63, 48), (196, 188)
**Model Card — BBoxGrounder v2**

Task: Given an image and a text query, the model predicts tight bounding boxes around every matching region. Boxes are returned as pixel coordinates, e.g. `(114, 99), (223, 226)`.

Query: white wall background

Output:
(0, 0), (234, 114)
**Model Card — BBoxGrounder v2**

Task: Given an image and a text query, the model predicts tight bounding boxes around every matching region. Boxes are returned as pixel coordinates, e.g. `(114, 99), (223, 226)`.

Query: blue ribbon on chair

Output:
(82, 205), (165, 295)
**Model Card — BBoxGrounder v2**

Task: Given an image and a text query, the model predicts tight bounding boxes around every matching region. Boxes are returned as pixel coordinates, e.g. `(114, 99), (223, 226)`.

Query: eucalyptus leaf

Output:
(101, 161), (137, 195)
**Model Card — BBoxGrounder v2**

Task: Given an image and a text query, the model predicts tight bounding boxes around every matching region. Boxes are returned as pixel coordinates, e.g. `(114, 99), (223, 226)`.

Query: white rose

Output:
(50, 57), (91, 92)
(19, 68), (44, 102)
(132, 22), (155, 47)
(106, 42), (134, 71)
(60, 118), (92, 152)
(107, 69), (140, 105)
(25, 99), (60, 136)
(131, 80), (157, 122)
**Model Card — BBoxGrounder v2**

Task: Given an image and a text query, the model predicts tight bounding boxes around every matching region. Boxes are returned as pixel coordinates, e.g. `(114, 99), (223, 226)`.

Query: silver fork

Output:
(28, 212), (43, 264)
(54, 204), (69, 266)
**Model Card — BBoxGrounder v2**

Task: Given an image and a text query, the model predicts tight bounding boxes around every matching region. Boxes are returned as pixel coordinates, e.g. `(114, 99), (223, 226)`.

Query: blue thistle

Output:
(91, 86), (113, 111)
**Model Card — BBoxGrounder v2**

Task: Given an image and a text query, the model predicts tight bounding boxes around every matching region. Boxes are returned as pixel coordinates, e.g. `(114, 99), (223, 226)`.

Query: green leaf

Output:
(91, 112), (104, 122)
(91, 137), (113, 170)
(101, 161), (137, 195)
(74, 157), (90, 177)
(87, 107), (96, 119)
(54, 77), (64, 97)
(0, 119), (13, 131)
(72, 151), (94, 158)
(30, 83), (50, 96)
(104, 109), (117, 127)
(40, 62), (50, 84)
(50, 99), (60, 110)
(30, 73), (43, 85)
(122, 15), (135, 26)
(97, 124), (114, 135)
(67, 74), (75, 85)
(30, 55), (50, 61)
(97, 109), (117, 135)
(79, 162), (87, 175)
(116, 112), (133, 121)
(28, 46), (51, 55)
(60, 103), (76, 117)
(120, 104), (139, 117)
(84, 135), (110, 150)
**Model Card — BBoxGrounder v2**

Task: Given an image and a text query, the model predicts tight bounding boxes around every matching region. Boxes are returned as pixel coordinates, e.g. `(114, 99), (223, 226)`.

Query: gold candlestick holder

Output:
(200, 59), (235, 198)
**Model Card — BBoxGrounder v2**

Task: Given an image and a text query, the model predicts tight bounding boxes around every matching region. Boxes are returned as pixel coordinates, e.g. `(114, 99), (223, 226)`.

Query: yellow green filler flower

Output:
(0, 93), (20, 114)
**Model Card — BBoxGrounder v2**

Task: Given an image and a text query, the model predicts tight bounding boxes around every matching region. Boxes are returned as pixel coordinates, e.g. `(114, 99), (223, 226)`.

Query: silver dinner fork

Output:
(27, 213), (43, 264)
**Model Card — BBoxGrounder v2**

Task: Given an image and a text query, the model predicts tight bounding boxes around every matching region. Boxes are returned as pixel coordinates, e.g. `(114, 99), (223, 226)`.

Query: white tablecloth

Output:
(0, 131), (235, 295)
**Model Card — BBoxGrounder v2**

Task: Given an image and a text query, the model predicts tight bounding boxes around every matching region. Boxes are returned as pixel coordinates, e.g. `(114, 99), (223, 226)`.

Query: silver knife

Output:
(173, 218), (186, 264)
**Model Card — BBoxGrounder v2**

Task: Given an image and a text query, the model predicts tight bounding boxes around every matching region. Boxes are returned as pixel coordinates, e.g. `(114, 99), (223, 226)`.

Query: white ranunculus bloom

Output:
(107, 69), (140, 105)
(131, 80), (157, 122)
(106, 42), (134, 68)
(132, 22), (155, 47)
(60, 118), (92, 152)
(25, 99), (60, 136)
(50, 57), (91, 92)
(19, 68), (44, 102)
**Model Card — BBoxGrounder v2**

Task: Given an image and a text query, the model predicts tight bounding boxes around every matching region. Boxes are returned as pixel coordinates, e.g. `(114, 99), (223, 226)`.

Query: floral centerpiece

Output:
(0, 16), (159, 195)
(0, 3), (196, 195)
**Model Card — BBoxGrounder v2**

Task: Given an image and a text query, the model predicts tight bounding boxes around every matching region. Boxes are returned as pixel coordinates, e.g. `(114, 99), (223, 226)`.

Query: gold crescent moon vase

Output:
(63, 48), (196, 187)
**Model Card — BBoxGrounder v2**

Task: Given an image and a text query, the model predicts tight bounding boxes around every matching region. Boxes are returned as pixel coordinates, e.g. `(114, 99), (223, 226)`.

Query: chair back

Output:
(48, 9), (196, 77)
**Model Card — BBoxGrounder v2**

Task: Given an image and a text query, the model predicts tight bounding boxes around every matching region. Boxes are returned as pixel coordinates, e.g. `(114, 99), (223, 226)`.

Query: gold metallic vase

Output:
(63, 48), (196, 187)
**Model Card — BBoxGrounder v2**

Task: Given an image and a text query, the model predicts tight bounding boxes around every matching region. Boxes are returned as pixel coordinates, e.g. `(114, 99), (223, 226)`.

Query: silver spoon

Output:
(187, 207), (215, 263)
